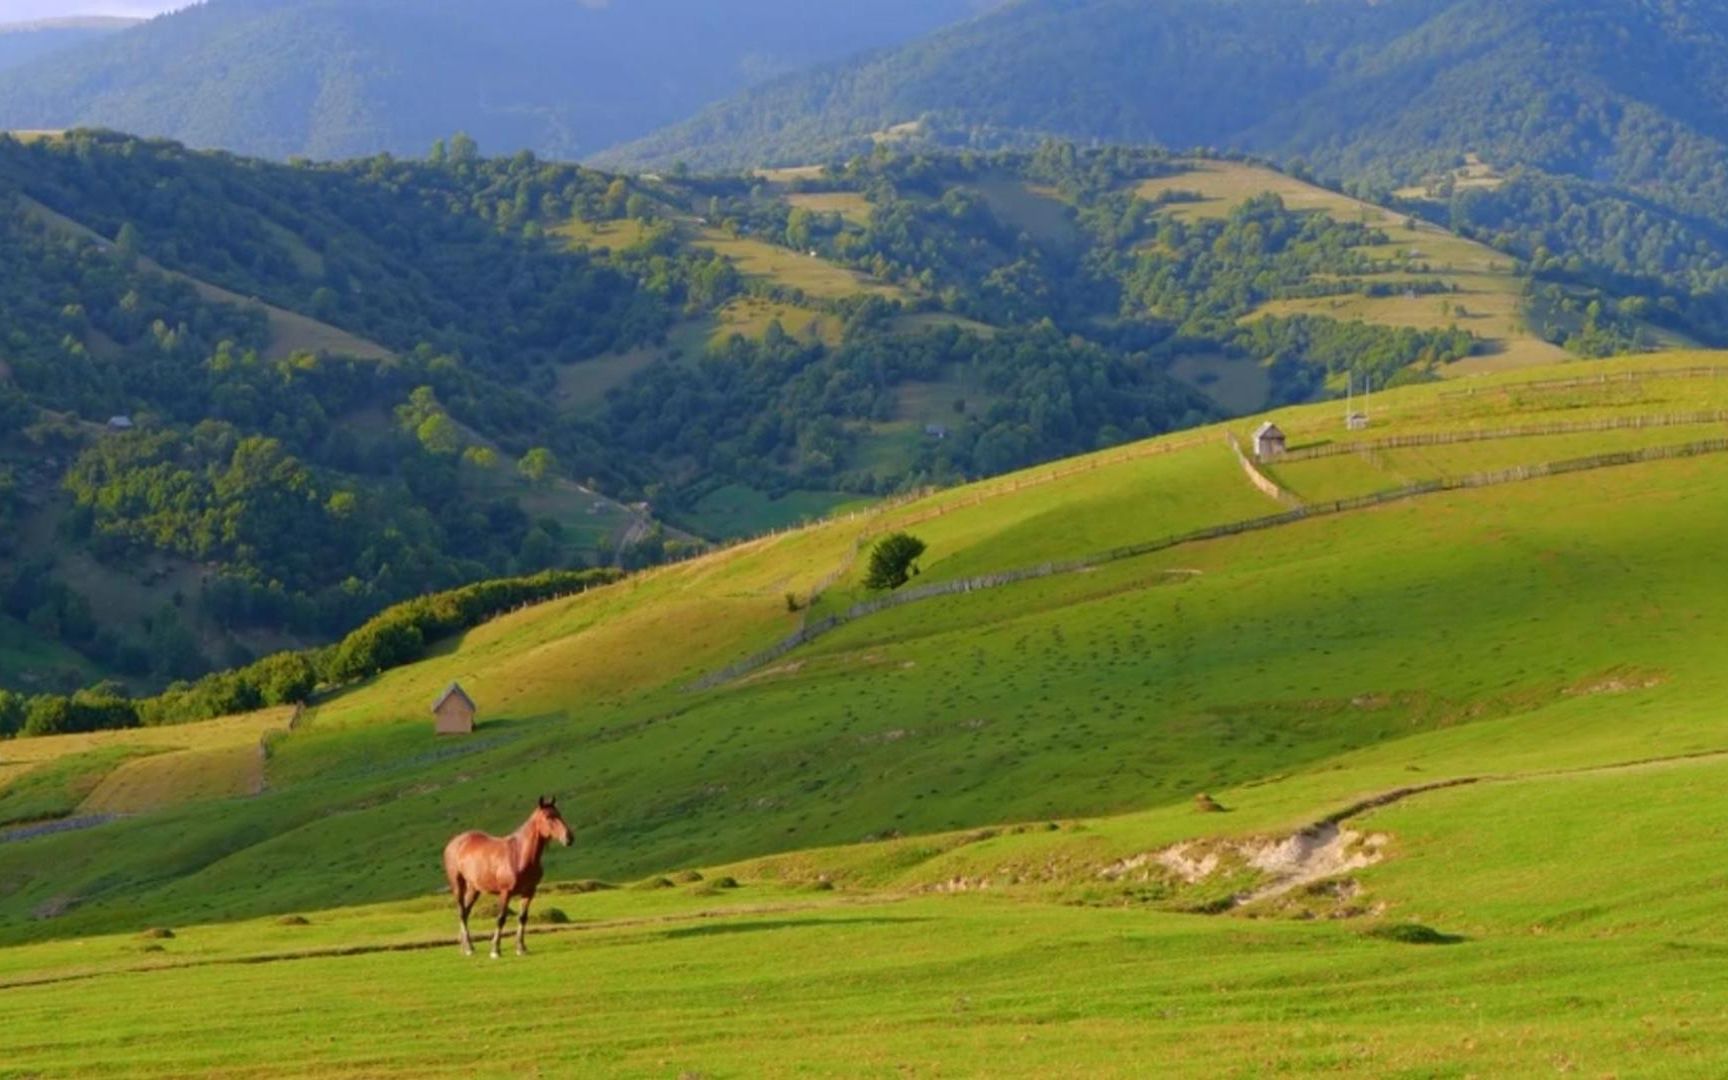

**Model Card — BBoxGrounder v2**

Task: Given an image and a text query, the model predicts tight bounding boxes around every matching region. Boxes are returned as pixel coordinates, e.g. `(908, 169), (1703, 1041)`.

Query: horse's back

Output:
(443, 830), (493, 875)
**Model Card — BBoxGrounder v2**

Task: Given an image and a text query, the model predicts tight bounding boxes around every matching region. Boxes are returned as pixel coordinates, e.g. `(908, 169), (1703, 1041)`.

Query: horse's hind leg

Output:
(515, 894), (533, 956)
(490, 891), (510, 959)
(452, 875), (476, 956)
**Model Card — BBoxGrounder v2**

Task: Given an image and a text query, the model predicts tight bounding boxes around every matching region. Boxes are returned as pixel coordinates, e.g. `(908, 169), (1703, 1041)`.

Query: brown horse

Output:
(443, 796), (573, 958)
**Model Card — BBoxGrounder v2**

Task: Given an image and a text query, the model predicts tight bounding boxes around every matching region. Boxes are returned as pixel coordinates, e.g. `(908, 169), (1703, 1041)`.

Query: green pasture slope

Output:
(12, 352), (1728, 1073)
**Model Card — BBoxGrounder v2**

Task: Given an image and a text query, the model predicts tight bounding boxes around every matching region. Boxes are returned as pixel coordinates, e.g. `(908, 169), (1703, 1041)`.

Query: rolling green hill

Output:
(7, 349), (1728, 1073)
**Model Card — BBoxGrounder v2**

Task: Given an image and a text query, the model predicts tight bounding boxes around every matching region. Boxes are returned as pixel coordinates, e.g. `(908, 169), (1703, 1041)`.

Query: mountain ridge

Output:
(0, 0), (1002, 160)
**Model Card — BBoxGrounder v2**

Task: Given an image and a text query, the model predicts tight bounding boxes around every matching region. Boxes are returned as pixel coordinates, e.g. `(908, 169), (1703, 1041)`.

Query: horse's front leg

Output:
(516, 894), (533, 956)
(490, 892), (510, 959)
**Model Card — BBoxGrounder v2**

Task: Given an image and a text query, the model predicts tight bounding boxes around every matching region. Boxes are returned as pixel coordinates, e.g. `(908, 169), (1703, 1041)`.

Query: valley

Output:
(7, 3), (1728, 1071)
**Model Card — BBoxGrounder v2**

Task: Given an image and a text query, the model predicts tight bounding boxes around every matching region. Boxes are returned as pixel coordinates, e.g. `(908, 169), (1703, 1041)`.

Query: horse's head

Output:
(536, 795), (573, 847)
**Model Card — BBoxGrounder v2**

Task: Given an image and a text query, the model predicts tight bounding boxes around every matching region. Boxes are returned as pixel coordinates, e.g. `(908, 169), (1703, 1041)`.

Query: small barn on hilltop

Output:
(432, 682), (476, 735)
(1253, 421), (1287, 461)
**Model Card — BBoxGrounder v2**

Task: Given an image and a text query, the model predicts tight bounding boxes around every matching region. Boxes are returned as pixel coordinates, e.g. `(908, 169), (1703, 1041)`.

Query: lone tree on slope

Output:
(865, 532), (927, 591)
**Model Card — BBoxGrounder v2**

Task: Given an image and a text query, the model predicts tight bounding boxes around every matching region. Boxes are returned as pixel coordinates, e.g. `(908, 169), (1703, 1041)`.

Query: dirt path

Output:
(1131, 747), (1728, 913)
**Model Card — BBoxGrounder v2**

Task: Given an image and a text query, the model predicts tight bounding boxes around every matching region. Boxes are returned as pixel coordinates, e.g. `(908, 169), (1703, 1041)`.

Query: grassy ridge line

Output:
(722, 742), (1728, 906)
(1282, 408), (1728, 461)
(694, 435), (1728, 690)
(1437, 363), (1728, 398)
(788, 430), (1226, 604)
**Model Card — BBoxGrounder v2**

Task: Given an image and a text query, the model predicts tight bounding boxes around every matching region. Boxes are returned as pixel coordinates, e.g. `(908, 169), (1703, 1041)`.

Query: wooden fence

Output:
(1439, 365), (1728, 400)
(1226, 432), (1301, 505)
(1281, 410), (1728, 463)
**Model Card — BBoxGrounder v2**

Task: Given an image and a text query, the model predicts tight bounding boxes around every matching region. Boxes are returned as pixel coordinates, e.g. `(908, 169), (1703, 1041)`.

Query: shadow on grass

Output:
(659, 916), (931, 941)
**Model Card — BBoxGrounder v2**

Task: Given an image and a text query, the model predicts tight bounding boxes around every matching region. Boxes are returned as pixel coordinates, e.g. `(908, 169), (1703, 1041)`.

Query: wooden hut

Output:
(431, 682), (476, 735)
(1253, 421), (1287, 461)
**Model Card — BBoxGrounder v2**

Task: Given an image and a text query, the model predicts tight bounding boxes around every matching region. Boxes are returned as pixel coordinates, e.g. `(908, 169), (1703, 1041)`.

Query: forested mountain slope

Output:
(0, 17), (138, 75)
(614, 0), (1728, 202)
(0, 0), (998, 160)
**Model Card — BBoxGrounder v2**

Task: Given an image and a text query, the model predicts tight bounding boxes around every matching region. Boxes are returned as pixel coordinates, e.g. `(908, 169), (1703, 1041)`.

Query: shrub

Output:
(0, 690), (25, 737)
(1366, 923), (1465, 945)
(24, 693), (138, 736)
(541, 907), (571, 924)
(864, 532), (927, 590)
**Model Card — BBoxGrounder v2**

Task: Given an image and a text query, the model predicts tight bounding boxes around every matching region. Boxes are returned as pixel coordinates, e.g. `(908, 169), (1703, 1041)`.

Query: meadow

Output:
(9, 351), (1728, 1072)
(1135, 160), (1569, 374)
(692, 226), (905, 302)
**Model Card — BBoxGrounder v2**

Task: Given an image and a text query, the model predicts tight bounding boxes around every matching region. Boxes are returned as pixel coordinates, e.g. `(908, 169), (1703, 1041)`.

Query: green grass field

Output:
(0, 612), (103, 693)
(970, 174), (1082, 251)
(11, 351), (1728, 1073)
(674, 484), (864, 539)
(551, 346), (666, 413)
(1166, 351), (1274, 414)
(785, 191), (873, 226)
(554, 216), (652, 252)
(693, 226), (906, 302)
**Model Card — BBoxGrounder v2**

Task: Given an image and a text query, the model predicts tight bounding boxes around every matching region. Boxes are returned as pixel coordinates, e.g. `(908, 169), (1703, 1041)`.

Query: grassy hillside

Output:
(4, 351), (1728, 927)
(8, 351), (1728, 1072)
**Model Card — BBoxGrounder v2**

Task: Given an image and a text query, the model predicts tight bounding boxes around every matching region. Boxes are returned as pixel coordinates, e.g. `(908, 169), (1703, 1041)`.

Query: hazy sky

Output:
(3, 0), (186, 19)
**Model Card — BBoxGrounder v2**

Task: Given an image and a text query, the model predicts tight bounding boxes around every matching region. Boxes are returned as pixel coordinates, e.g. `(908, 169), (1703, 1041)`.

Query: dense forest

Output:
(0, 17), (137, 74)
(0, 131), (1636, 697)
(0, 0), (995, 160)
